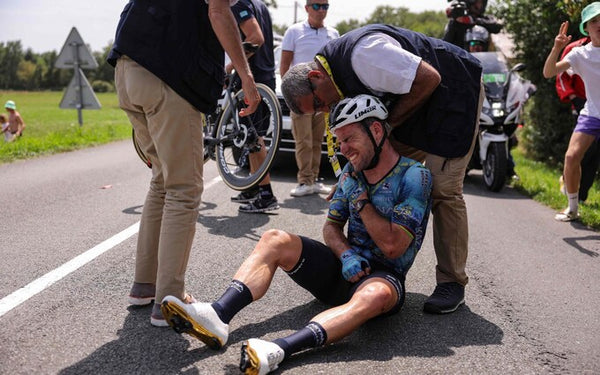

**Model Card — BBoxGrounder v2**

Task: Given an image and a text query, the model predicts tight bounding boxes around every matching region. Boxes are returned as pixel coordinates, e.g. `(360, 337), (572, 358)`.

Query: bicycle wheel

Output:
(132, 128), (152, 168)
(215, 83), (282, 191)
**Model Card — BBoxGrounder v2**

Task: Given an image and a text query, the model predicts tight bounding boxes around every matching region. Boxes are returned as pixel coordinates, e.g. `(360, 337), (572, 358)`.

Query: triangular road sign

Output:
(59, 68), (101, 110)
(55, 27), (98, 69)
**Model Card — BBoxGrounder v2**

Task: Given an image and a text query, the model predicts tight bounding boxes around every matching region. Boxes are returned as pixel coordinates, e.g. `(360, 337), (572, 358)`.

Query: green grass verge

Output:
(512, 148), (600, 230)
(0, 90), (131, 163)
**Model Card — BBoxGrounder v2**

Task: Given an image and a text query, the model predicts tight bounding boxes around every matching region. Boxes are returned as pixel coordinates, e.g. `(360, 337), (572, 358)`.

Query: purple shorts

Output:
(574, 114), (600, 139)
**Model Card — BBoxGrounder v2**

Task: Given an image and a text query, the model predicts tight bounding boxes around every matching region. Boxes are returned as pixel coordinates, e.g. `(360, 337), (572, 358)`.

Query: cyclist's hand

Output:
(239, 77), (260, 117)
(340, 248), (371, 282)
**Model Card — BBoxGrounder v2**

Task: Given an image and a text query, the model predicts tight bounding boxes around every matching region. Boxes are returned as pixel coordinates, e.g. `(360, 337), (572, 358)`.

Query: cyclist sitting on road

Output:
(159, 95), (432, 374)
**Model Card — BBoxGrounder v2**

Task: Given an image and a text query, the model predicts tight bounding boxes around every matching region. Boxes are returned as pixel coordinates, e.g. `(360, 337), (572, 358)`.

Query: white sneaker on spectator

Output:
(290, 183), (314, 197)
(313, 182), (331, 194)
(554, 208), (579, 222)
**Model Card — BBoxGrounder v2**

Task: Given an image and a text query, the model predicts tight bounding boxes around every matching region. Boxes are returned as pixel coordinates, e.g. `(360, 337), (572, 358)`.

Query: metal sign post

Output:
(55, 27), (101, 126)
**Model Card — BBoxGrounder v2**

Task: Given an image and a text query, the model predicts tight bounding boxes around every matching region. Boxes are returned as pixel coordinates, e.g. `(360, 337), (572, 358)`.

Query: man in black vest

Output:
(107, 0), (260, 327)
(281, 24), (484, 315)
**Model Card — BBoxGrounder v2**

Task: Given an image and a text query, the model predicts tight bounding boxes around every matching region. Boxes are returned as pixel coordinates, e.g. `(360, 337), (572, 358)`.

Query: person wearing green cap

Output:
(543, 2), (600, 222)
(3, 100), (26, 141)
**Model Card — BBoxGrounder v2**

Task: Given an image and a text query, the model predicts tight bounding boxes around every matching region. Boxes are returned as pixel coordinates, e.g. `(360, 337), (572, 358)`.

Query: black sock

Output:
(258, 184), (273, 199)
(273, 321), (327, 359)
(211, 280), (253, 324)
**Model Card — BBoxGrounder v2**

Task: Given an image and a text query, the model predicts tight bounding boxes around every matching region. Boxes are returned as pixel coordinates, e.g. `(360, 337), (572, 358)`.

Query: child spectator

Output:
(543, 2), (600, 221)
(4, 100), (26, 141)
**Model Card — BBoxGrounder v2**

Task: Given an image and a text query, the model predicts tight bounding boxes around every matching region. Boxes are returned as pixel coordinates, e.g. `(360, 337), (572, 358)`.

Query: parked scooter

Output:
(467, 51), (535, 191)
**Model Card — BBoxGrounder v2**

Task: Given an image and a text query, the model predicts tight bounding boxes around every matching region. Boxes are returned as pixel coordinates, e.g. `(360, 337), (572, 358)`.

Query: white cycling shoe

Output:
(160, 296), (229, 350)
(240, 338), (285, 375)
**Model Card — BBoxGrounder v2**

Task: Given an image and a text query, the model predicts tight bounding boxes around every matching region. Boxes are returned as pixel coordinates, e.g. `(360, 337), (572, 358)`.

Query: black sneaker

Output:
(239, 196), (279, 213)
(423, 282), (465, 314)
(231, 190), (258, 203)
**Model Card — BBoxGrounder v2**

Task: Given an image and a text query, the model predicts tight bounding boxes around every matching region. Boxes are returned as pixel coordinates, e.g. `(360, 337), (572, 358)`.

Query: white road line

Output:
(0, 222), (139, 318)
(0, 175), (222, 318)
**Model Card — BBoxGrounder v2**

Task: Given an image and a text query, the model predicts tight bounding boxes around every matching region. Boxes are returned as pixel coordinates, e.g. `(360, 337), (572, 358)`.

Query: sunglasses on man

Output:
(310, 3), (329, 11)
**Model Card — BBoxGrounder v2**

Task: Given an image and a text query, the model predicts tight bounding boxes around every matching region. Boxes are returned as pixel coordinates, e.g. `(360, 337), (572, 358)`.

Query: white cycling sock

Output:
(568, 192), (579, 213)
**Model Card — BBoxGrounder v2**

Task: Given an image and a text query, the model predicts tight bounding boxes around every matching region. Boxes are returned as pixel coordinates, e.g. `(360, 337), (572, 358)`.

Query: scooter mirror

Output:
(511, 63), (526, 72)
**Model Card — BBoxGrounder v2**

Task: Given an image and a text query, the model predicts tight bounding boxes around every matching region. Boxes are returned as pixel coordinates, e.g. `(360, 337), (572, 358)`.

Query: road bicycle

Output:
(133, 68), (282, 192)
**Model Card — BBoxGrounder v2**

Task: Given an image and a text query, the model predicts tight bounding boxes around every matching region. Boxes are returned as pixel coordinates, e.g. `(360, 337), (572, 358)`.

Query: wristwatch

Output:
(355, 199), (370, 213)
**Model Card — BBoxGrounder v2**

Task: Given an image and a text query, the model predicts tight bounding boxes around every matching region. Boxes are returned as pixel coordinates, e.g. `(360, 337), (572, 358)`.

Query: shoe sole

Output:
(128, 296), (155, 306)
(554, 214), (579, 222)
(150, 316), (169, 327)
(231, 197), (257, 203)
(290, 190), (314, 197)
(160, 300), (223, 350)
(239, 341), (260, 375)
(423, 298), (465, 314)
(239, 204), (280, 213)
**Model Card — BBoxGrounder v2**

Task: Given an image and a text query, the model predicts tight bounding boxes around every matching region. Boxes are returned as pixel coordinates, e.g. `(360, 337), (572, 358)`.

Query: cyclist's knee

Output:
(256, 229), (302, 265)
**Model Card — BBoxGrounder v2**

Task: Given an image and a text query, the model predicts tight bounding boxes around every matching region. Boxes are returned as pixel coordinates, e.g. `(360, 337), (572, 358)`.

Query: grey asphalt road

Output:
(0, 140), (598, 375)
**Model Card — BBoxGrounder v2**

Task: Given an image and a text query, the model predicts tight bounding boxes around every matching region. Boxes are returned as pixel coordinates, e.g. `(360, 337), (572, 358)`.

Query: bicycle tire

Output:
(215, 83), (282, 191)
(132, 128), (152, 168)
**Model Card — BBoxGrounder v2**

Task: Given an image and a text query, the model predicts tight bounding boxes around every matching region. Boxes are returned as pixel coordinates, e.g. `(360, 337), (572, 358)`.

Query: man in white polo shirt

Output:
(280, 0), (339, 197)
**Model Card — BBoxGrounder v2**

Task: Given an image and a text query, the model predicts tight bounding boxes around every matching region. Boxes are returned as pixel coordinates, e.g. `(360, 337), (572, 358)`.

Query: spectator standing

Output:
(107, 0), (260, 326)
(280, 0), (339, 197)
(543, 2), (600, 221)
(4, 100), (26, 140)
(556, 36), (600, 203)
(229, 0), (280, 213)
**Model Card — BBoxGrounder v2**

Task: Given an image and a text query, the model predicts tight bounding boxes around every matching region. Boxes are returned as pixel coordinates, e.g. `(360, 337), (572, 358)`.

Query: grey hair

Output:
(281, 61), (317, 115)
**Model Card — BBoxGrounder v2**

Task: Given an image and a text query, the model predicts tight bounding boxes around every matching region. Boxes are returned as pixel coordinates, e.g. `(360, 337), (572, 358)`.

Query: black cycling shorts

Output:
(286, 236), (406, 315)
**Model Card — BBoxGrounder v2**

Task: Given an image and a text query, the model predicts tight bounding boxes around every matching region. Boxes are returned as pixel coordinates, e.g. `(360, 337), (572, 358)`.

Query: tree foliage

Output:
(334, 6), (447, 38)
(492, 0), (594, 166)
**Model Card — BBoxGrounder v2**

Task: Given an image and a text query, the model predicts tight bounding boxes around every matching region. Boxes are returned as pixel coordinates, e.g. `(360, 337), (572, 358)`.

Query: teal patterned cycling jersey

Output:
(327, 156), (432, 276)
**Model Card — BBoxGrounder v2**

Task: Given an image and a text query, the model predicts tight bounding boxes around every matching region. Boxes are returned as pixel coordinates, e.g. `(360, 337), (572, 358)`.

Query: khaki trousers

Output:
(115, 56), (204, 302)
(291, 111), (326, 185)
(391, 84), (484, 286)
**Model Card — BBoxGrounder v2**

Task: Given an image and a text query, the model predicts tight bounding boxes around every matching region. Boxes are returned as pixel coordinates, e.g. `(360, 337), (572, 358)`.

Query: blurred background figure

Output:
(4, 100), (26, 141)
(279, 0), (339, 197)
(556, 36), (600, 204)
(443, 0), (502, 51)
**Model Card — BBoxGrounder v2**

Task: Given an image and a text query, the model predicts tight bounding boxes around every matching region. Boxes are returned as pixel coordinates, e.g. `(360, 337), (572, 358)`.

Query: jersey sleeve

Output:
(231, 0), (254, 24)
(327, 165), (352, 225)
(392, 164), (432, 238)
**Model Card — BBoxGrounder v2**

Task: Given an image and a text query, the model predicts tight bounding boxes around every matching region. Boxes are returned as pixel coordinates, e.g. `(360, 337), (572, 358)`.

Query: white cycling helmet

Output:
(329, 94), (388, 132)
